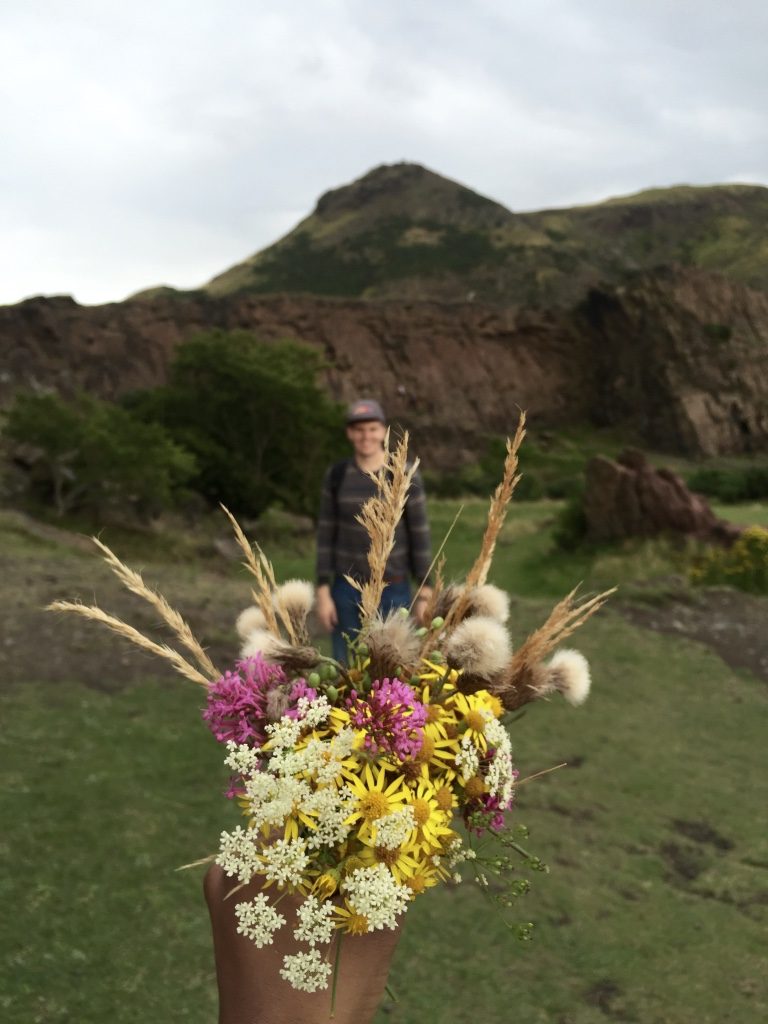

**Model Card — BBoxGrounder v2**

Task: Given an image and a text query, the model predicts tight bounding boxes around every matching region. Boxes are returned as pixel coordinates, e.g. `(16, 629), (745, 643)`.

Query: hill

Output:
(194, 163), (768, 307)
(4, 163), (768, 462)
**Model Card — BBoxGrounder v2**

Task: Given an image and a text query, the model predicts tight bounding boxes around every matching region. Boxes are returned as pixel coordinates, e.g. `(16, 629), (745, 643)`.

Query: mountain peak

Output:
(311, 161), (512, 226)
(203, 164), (768, 304)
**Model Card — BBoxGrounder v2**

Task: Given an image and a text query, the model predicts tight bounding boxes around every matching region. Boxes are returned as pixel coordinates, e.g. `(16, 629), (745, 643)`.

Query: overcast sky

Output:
(2, 0), (766, 306)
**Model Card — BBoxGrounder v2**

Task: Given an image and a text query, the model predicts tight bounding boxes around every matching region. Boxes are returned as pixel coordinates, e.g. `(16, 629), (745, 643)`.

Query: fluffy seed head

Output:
(469, 584), (510, 623)
(546, 649), (591, 706)
(444, 616), (512, 678)
(240, 628), (283, 661)
(363, 610), (422, 676)
(274, 580), (315, 620)
(235, 606), (267, 641)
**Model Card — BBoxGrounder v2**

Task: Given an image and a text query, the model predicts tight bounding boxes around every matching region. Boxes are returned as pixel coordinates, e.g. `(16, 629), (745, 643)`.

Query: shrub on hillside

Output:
(3, 391), (196, 521)
(552, 490), (588, 550)
(689, 527), (768, 594)
(126, 331), (346, 519)
(687, 465), (768, 503)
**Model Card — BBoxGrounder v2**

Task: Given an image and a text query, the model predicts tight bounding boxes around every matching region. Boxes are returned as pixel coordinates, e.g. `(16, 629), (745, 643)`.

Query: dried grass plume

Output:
(352, 432), (418, 627)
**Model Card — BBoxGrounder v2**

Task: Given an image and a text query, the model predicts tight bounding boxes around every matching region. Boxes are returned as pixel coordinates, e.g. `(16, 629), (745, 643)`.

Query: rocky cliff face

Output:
(2, 266), (766, 465)
(0, 292), (589, 467)
(581, 267), (768, 456)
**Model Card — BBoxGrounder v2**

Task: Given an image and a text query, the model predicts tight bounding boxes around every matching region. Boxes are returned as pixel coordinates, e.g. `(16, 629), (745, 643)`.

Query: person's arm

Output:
(315, 467), (338, 633)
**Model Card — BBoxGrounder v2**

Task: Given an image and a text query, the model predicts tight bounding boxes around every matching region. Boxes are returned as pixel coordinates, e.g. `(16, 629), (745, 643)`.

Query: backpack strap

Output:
(329, 459), (350, 519)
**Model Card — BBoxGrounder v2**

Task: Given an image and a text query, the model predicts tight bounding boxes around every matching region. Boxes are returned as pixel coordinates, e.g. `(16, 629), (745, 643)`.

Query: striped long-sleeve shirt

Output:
(315, 460), (432, 586)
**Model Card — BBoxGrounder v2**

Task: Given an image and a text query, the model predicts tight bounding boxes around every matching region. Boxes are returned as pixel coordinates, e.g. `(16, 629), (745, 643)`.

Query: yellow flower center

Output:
(464, 775), (486, 799)
(426, 704), (442, 723)
(465, 709), (486, 733)
(406, 875), (427, 894)
(341, 855), (366, 876)
(358, 791), (389, 821)
(434, 786), (453, 811)
(345, 912), (370, 935)
(412, 798), (432, 827)
(375, 845), (401, 867)
(416, 735), (435, 763)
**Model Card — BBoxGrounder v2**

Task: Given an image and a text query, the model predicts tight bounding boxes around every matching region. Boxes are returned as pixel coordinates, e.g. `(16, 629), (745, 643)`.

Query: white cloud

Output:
(0, 0), (766, 304)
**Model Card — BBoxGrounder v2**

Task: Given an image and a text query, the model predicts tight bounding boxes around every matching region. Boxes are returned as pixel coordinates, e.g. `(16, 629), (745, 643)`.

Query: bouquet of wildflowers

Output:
(50, 414), (613, 1001)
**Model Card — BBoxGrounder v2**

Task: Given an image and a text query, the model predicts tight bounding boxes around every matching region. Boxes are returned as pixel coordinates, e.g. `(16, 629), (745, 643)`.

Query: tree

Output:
(127, 331), (346, 518)
(3, 391), (196, 520)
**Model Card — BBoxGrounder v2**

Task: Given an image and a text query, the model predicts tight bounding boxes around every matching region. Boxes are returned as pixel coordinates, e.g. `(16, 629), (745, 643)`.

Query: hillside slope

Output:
(196, 163), (768, 307)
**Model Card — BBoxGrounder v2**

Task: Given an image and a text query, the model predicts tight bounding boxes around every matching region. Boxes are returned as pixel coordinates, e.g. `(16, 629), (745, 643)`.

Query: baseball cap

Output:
(346, 398), (386, 424)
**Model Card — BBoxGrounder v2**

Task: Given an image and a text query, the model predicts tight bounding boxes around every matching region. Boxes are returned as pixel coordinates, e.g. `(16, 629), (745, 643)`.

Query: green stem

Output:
(385, 982), (399, 1003)
(330, 929), (344, 1019)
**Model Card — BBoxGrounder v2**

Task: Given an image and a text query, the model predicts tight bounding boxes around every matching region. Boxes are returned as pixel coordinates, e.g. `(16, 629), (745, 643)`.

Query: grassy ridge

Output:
(2, 501), (767, 1023)
(203, 164), (768, 305)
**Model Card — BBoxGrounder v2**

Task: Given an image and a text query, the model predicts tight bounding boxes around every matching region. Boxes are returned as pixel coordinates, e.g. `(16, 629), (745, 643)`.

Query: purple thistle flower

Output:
(347, 677), (427, 762)
(202, 653), (316, 746)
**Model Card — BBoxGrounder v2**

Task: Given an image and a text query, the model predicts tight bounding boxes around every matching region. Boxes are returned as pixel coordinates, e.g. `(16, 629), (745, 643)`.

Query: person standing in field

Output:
(315, 399), (433, 663)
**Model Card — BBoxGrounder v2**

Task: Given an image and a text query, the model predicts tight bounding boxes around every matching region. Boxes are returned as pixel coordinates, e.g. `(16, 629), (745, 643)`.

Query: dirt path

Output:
(619, 585), (768, 682)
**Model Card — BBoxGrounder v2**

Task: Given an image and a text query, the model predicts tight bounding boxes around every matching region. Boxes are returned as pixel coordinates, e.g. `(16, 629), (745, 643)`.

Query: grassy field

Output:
(1, 498), (767, 1023)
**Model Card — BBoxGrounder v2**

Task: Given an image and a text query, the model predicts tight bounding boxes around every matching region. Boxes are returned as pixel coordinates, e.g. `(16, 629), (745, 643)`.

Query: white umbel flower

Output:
(224, 740), (261, 774)
(444, 616), (511, 678)
(235, 894), (286, 947)
(279, 949), (332, 992)
(260, 838), (310, 886)
(372, 807), (417, 850)
(235, 605), (267, 640)
(547, 648), (591, 706)
(293, 896), (335, 946)
(341, 864), (410, 931)
(216, 826), (261, 884)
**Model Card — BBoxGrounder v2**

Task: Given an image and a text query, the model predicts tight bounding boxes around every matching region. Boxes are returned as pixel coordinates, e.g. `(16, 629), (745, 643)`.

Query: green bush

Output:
(552, 491), (588, 550)
(689, 526), (768, 594)
(687, 465), (768, 503)
(126, 331), (346, 519)
(3, 392), (195, 520)
(424, 434), (588, 502)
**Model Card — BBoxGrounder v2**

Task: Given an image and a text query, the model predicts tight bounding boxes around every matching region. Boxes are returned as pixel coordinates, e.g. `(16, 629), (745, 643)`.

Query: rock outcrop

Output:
(0, 292), (591, 468)
(583, 449), (742, 544)
(2, 265), (767, 466)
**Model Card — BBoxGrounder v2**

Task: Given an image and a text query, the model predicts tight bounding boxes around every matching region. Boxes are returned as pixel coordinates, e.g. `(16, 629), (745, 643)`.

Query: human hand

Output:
(412, 587), (433, 626)
(315, 585), (338, 633)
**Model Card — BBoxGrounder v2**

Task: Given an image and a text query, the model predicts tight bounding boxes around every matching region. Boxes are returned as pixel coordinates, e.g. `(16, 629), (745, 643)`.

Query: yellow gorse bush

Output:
(689, 526), (768, 594)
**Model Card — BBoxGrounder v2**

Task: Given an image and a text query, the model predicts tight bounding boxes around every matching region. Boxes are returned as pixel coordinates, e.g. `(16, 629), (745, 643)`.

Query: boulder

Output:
(583, 449), (742, 545)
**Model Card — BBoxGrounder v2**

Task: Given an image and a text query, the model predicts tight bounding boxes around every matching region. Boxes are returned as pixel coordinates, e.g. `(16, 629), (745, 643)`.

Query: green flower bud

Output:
(308, 672), (321, 687)
(326, 685), (339, 703)
(430, 616), (445, 629)
(414, 626), (428, 638)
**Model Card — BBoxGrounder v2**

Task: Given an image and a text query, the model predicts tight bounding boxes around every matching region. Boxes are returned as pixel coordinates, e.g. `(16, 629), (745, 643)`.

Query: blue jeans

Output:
(331, 576), (411, 664)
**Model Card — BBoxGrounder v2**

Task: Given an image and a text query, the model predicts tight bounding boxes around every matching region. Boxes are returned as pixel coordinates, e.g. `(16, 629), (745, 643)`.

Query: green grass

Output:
(2, 500), (767, 1023)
